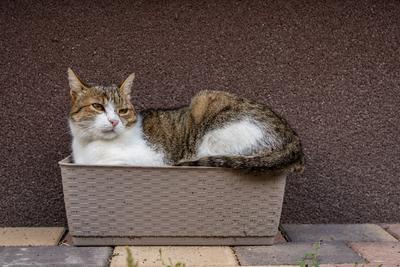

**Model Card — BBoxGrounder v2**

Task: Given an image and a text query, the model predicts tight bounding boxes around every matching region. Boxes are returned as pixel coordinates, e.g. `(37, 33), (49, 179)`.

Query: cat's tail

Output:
(175, 140), (304, 173)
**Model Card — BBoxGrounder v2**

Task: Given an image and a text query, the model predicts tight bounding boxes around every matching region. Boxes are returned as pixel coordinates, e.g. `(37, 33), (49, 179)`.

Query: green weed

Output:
(298, 241), (321, 267)
(126, 247), (139, 267)
(159, 248), (186, 267)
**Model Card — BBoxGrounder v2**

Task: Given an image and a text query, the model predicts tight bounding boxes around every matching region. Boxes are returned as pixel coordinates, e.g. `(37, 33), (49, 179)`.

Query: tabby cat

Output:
(68, 68), (304, 173)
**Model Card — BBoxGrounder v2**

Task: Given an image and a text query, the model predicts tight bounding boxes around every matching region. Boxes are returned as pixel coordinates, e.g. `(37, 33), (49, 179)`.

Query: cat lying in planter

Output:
(68, 68), (304, 173)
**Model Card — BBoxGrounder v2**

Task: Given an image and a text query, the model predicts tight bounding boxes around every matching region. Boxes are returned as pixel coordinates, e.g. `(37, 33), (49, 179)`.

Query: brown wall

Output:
(1, 0), (399, 226)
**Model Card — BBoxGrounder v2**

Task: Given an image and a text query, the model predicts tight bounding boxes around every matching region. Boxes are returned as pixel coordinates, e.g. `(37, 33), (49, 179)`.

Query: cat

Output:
(68, 68), (304, 173)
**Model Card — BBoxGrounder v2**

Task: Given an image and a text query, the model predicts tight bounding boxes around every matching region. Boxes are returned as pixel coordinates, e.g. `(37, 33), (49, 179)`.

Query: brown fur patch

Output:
(190, 90), (233, 124)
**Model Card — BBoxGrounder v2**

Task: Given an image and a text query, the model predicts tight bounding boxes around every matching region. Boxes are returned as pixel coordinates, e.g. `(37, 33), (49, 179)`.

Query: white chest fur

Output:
(71, 117), (166, 166)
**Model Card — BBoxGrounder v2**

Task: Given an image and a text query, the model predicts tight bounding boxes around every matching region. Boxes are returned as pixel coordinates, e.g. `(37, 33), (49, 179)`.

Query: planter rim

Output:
(59, 156), (288, 174)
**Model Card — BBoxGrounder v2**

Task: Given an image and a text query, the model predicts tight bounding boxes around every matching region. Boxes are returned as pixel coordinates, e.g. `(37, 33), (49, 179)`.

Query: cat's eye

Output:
(118, 108), (129, 115)
(91, 103), (104, 111)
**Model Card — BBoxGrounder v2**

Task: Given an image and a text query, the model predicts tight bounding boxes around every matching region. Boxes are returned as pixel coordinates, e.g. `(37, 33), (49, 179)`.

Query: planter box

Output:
(59, 156), (287, 246)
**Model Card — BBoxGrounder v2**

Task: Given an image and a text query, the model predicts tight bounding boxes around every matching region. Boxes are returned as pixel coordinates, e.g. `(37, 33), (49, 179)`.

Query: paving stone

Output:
(0, 246), (113, 267)
(0, 227), (65, 246)
(239, 266), (374, 267)
(110, 246), (238, 267)
(282, 224), (397, 242)
(239, 265), (373, 267)
(318, 265), (373, 267)
(240, 266), (298, 267)
(234, 242), (365, 265)
(380, 224), (400, 240)
(350, 242), (400, 266)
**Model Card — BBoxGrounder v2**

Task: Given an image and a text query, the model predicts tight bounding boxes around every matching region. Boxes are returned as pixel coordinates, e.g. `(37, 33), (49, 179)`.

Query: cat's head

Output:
(67, 68), (137, 141)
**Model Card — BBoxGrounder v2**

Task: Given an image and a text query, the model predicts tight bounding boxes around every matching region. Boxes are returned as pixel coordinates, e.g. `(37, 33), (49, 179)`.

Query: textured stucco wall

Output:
(0, 0), (399, 226)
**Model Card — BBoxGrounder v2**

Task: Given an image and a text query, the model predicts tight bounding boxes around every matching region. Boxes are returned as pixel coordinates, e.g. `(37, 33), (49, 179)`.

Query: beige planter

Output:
(59, 156), (287, 246)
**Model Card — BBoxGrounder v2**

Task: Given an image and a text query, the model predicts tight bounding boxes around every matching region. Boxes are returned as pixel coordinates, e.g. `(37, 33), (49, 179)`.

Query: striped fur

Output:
(68, 69), (304, 173)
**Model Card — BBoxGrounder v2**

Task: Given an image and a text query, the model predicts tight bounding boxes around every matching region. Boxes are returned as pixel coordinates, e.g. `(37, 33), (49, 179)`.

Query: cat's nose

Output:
(109, 119), (119, 127)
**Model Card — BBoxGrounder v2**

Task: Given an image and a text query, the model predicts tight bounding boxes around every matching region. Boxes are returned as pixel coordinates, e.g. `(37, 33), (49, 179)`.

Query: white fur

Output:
(197, 118), (281, 157)
(71, 114), (166, 166)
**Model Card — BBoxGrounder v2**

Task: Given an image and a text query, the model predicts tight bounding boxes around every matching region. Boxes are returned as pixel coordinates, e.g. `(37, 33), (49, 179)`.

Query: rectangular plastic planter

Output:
(59, 156), (287, 246)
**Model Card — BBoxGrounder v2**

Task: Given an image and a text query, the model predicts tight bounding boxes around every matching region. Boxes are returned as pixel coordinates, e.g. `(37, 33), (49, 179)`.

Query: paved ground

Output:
(1, 224), (399, 266)
(1, 0), (400, 227)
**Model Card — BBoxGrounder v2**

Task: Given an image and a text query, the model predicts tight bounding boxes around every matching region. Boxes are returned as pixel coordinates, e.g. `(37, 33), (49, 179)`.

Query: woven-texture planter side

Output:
(59, 156), (286, 245)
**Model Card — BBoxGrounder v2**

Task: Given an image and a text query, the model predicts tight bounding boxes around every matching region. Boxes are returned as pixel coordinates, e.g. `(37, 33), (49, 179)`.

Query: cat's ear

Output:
(67, 68), (87, 100)
(119, 73), (135, 97)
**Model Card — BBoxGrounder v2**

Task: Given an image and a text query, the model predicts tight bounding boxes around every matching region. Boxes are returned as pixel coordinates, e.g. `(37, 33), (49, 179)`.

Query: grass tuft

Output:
(126, 247), (139, 267)
(298, 241), (321, 267)
(159, 248), (186, 267)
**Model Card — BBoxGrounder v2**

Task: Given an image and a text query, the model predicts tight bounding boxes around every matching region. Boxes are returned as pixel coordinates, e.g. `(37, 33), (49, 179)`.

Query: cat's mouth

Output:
(102, 128), (115, 134)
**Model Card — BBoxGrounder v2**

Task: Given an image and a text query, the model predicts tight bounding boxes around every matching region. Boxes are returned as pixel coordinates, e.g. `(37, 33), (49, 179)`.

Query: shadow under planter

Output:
(59, 156), (286, 246)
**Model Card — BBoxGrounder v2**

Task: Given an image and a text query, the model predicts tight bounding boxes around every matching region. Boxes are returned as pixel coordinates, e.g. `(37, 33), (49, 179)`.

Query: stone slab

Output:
(240, 265), (374, 267)
(240, 266), (297, 267)
(110, 246), (238, 267)
(0, 227), (65, 246)
(0, 246), (113, 267)
(350, 242), (400, 266)
(318, 265), (373, 267)
(240, 265), (378, 267)
(282, 224), (397, 242)
(380, 224), (400, 240)
(240, 265), (373, 267)
(234, 242), (366, 265)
